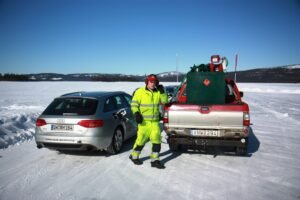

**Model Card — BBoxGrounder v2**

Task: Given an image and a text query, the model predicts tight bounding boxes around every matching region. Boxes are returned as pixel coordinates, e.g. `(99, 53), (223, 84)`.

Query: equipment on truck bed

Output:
(186, 55), (227, 105)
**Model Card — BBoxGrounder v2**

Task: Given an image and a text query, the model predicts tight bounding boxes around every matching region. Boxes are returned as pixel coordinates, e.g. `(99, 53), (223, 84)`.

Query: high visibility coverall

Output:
(130, 86), (168, 161)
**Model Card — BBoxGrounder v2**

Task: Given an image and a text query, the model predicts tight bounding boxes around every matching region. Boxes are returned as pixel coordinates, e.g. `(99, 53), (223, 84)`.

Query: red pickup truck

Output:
(163, 56), (250, 155)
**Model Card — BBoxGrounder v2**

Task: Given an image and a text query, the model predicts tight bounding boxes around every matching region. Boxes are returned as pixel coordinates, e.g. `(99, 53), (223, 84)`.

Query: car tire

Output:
(107, 128), (123, 155)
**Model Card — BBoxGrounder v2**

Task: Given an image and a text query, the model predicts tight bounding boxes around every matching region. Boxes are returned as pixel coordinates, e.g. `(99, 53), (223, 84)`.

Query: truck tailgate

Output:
(166, 104), (246, 129)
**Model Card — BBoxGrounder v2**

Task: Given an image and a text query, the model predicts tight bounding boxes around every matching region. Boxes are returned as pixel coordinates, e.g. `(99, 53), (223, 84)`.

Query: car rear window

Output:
(42, 98), (98, 116)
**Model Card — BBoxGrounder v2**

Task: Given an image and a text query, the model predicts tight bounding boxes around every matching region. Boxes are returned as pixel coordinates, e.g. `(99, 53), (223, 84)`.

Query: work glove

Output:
(134, 112), (143, 124)
(157, 84), (165, 94)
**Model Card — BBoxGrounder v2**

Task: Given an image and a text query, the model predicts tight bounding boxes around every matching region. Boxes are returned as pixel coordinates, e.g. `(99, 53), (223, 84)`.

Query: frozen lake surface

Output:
(0, 82), (300, 200)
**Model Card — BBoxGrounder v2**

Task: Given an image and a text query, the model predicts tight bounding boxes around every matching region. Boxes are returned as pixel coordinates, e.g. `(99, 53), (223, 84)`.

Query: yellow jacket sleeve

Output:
(131, 88), (142, 114)
(160, 91), (168, 105)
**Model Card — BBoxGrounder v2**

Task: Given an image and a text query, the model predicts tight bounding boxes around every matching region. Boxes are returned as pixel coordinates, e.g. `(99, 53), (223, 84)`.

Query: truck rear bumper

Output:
(167, 136), (247, 148)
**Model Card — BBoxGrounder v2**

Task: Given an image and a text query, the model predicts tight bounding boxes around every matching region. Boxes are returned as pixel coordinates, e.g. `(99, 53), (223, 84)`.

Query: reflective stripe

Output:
(131, 150), (141, 159)
(142, 115), (159, 120)
(131, 86), (167, 120)
(150, 152), (160, 161)
(140, 104), (160, 108)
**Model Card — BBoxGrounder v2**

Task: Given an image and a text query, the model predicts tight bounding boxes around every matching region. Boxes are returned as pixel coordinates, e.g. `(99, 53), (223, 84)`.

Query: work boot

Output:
(129, 155), (143, 165)
(151, 160), (165, 169)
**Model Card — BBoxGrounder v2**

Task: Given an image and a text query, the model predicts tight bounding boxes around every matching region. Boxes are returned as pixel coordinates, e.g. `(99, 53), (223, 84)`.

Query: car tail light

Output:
(78, 120), (104, 128)
(243, 112), (250, 126)
(36, 118), (47, 126)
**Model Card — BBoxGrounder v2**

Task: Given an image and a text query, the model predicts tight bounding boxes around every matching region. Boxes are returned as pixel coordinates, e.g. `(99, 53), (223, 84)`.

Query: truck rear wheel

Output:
(236, 147), (247, 155)
(235, 137), (248, 155)
(169, 141), (180, 151)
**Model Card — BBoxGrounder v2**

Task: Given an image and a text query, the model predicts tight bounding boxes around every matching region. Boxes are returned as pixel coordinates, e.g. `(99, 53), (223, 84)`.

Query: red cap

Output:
(145, 74), (159, 85)
(148, 75), (158, 82)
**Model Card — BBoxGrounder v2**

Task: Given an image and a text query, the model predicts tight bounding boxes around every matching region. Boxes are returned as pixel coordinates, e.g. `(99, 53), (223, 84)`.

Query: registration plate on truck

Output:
(190, 129), (220, 137)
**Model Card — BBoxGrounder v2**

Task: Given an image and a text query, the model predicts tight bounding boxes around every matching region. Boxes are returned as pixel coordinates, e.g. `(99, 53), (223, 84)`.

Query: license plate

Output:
(190, 129), (220, 137)
(51, 124), (74, 131)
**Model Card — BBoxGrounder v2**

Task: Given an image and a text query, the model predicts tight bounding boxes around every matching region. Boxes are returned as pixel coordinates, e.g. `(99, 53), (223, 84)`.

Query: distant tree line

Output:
(0, 73), (29, 81)
(90, 74), (186, 82)
(91, 74), (142, 82)
(1, 67), (300, 82)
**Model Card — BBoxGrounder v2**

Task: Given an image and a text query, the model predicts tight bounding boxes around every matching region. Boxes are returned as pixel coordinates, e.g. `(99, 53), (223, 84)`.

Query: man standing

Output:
(129, 74), (168, 169)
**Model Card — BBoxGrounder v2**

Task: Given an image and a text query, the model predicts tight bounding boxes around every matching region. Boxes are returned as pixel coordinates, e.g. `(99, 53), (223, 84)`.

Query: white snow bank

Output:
(0, 112), (39, 148)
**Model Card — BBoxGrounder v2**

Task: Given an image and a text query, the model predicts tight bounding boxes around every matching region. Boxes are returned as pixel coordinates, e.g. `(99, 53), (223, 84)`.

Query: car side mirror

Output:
(239, 91), (244, 98)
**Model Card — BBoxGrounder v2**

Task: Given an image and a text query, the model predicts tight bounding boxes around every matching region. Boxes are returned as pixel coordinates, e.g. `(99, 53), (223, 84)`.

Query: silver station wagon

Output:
(35, 91), (137, 154)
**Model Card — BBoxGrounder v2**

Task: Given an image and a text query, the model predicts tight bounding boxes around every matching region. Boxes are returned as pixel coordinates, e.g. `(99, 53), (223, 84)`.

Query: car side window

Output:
(114, 95), (126, 109)
(123, 94), (132, 107)
(103, 97), (117, 112)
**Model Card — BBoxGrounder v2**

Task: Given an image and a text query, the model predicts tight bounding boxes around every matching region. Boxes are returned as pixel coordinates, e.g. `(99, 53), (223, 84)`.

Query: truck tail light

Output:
(36, 118), (47, 127)
(243, 112), (250, 126)
(78, 120), (104, 128)
(163, 112), (169, 123)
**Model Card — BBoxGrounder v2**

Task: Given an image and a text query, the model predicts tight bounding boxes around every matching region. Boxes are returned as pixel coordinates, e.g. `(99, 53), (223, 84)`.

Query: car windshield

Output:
(42, 98), (98, 116)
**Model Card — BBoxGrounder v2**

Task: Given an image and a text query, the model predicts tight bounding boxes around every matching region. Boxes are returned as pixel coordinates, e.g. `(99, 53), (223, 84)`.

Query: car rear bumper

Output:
(35, 135), (112, 151)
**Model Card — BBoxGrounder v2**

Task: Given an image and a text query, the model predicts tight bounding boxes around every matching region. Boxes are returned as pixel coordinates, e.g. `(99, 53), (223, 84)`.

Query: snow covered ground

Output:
(0, 82), (300, 200)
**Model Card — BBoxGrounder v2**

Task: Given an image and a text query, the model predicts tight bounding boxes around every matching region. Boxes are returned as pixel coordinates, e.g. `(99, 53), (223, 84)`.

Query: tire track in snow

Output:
(244, 93), (300, 126)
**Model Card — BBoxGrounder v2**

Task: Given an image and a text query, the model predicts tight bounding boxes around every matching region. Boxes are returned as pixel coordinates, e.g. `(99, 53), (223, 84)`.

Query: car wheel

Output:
(107, 128), (123, 155)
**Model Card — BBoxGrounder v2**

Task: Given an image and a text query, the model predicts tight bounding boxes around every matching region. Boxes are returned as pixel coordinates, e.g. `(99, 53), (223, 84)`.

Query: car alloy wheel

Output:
(114, 128), (123, 152)
(107, 128), (123, 154)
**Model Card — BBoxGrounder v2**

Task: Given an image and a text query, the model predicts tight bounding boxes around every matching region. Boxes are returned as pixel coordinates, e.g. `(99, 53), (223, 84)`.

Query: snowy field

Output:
(0, 81), (300, 200)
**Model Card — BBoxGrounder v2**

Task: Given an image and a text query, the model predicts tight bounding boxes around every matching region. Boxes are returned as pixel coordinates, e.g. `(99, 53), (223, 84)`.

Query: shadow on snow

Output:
(53, 127), (260, 165)
(158, 127), (261, 164)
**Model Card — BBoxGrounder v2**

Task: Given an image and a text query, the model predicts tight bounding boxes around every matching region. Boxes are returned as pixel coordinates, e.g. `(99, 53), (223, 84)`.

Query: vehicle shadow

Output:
(160, 150), (182, 164)
(119, 135), (136, 154)
(56, 149), (108, 157)
(204, 127), (260, 157)
(156, 127), (260, 159)
(247, 127), (260, 155)
(184, 127), (260, 157)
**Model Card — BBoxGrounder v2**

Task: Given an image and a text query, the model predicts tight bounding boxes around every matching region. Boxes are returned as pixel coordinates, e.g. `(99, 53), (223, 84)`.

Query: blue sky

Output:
(0, 0), (299, 75)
